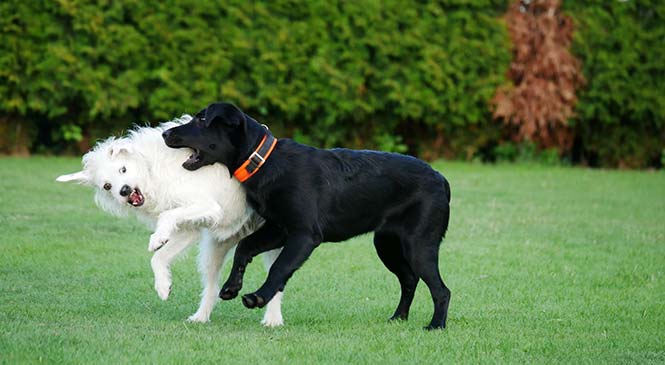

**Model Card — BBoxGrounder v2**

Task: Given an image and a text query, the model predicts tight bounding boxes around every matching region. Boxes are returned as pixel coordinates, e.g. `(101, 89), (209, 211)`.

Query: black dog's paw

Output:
(389, 313), (408, 322)
(219, 284), (241, 300)
(241, 293), (266, 309)
(424, 323), (446, 331)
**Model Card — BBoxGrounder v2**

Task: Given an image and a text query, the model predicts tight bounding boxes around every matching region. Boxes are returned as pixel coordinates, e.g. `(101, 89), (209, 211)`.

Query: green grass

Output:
(1, 157), (664, 364)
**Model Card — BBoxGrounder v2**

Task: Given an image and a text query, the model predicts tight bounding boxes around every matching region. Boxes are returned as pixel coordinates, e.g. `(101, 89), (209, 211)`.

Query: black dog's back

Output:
(245, 139), (451, 243)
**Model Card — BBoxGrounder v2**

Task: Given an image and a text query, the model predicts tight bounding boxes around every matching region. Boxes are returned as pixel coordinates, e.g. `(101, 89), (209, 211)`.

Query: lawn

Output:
(1, 157), (664, 364)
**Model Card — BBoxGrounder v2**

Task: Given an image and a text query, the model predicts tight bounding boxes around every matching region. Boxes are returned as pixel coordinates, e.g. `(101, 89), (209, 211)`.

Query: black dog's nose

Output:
(162, 129), (182, 145)
(119, 185), (132, 197)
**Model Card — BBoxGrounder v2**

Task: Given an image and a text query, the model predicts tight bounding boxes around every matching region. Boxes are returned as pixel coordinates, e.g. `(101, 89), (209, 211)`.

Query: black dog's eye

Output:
(103, 183), (112, 191)
(120, 166), (126, 174)
(209, 144), (216, 150)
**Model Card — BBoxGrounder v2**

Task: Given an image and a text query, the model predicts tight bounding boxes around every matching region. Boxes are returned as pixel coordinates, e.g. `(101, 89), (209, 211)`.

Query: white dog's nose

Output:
(119, 185), (132, 197)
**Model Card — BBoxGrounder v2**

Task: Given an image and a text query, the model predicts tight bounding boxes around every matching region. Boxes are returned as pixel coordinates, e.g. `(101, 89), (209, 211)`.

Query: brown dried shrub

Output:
(492, 0), (585, 150)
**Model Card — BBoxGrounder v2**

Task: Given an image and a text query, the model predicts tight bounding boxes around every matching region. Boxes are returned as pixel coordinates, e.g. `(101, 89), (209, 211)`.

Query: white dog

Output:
(56, 116), (284, 326)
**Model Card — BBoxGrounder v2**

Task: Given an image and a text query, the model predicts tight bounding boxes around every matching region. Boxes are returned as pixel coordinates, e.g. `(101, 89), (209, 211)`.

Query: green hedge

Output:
(0, 0), (510, 156)
(565, 0), (665, 167)
(2, 1), (663, 167)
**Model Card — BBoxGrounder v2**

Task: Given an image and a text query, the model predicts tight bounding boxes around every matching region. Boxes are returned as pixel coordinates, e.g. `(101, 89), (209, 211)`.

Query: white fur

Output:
(57, 116), (284, 326)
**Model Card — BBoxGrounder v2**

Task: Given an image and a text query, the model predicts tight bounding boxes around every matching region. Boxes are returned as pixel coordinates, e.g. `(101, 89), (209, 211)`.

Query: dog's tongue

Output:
(129, 190), (143, 206)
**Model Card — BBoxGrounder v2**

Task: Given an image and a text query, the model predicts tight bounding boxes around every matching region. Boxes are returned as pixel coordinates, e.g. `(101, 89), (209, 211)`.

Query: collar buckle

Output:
(247, 150), (266, 172)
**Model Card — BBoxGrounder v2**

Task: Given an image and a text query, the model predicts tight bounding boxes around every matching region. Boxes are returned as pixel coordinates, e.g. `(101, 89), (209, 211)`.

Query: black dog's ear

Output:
(204, 102), (244, 128)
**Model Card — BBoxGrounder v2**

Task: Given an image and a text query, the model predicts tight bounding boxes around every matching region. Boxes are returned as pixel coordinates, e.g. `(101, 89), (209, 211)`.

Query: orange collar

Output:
(233, 134), (277, 183)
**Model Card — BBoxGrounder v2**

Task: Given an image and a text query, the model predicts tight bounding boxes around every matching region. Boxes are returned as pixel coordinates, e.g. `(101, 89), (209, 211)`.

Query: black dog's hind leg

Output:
(219, 221), (286, 300)
(387, 197), (451, 330)
(374, 231), (419, 321)
(404, 239), (451, 330)
(241, 231), (319, 309)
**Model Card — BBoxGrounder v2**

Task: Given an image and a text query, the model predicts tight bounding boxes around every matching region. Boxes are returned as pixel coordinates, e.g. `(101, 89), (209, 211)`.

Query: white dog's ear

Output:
(109, 144), (133, 158)
(56, 171), (91, 185)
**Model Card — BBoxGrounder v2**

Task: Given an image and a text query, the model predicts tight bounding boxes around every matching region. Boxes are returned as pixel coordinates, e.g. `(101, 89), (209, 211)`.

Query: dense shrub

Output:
(0, 0), (510, 156)
(493, 141), (563, 165)
(492, 0), (585, 151)
(2, 1), (662, 168)
(564, 0), (665, 168)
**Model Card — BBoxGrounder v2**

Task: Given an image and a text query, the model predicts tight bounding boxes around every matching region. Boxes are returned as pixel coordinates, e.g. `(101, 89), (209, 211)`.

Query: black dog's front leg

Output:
(219, 221), (286, 300)
(241, 231), (319, 309)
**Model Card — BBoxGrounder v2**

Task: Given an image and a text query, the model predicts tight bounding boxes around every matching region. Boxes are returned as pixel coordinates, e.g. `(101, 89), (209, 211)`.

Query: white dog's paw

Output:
(187, 311), (211, 323)
(154, 276), (172, 301)
(261, 311), (284, 328)
(149, 232), (170, 252)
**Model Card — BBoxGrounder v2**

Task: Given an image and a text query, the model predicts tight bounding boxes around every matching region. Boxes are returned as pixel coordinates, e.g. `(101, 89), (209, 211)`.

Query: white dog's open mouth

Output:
(128, 188), (145, 207)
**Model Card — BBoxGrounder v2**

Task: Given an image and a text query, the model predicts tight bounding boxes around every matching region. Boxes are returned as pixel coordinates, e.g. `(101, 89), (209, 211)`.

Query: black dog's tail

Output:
(443, 177), (451, 203)
(435, 174), (451, 240)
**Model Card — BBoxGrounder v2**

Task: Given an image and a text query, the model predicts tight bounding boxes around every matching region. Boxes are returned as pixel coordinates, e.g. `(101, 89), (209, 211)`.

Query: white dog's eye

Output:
(120, 166), (126, 174)
(103, 183), (112, 191)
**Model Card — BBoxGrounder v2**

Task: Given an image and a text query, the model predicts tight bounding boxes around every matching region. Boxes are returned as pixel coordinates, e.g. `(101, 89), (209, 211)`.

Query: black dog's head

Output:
(162, 102), (263, 172)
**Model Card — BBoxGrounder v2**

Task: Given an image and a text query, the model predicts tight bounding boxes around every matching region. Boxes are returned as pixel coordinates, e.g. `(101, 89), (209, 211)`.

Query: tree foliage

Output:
(564, 0), (665, 167)
(1, 0), (663, 167)
(492, 0), (585, 150)
(0, 0), (509, 156)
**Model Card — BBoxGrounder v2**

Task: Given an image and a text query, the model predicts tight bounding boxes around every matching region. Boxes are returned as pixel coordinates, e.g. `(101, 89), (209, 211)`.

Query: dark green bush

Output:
(493, 141), (564, 166)
(2, 1), (662, 168)
(564, 0), (665, 168)
(0, 0), (510, 155)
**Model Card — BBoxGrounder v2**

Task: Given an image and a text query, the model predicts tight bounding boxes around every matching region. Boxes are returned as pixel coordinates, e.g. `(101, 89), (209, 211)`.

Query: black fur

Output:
(163, 102), (452, 329)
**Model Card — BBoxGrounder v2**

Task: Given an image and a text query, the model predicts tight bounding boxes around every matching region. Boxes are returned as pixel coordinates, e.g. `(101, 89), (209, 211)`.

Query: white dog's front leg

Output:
(150, 230), (199, 301)
(149, 202), (223, 252)
(261, 248), (285, 327)
(188, 232), (236, 323)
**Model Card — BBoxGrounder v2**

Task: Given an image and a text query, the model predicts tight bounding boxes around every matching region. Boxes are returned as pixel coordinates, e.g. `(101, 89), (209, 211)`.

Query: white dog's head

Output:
(57, 137), (150, 216)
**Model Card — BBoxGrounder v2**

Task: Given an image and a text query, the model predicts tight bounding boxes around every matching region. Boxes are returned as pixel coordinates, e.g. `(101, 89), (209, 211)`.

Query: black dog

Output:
(162, 102), (452, 329)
